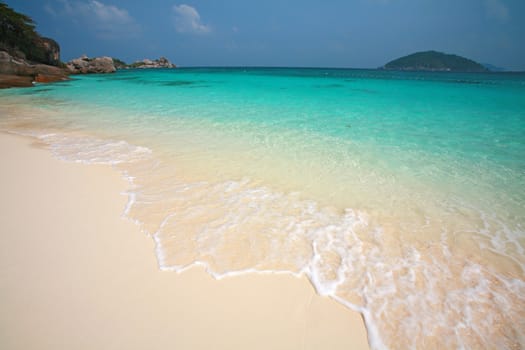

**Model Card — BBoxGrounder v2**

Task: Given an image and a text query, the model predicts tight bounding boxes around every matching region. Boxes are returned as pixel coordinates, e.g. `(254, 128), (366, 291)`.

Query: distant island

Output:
(113, 57), (176, 70)
(383, 51), (488, 72)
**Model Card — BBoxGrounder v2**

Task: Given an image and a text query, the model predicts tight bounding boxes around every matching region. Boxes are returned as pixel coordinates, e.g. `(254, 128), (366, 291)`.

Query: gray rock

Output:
(66, 55), (116, 74)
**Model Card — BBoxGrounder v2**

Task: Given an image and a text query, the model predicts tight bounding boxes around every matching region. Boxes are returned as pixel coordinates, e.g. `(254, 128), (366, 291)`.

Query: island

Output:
(112, 57), (176, 69)
(382, 50), (488, 72)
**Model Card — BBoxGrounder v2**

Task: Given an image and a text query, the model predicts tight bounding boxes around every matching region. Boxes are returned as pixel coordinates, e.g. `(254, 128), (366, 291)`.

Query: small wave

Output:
(38, 133), (152, 165)
(125, 164), (524, 349)
(2, 108), (523, 349)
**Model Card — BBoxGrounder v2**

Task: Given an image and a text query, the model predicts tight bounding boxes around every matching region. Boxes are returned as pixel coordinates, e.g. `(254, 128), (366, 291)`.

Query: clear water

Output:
(1, 68), (524, 349)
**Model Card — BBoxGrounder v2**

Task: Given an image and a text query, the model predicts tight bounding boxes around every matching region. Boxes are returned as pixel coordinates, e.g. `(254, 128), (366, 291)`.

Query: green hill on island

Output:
(383, 51), (488, 72)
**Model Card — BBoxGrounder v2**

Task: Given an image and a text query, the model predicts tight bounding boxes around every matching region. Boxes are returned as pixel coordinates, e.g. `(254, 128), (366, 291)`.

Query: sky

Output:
(6, 0), (525, 70)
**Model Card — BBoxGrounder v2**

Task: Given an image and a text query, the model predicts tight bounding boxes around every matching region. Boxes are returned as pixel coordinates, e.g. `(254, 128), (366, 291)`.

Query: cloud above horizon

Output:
(484, 0), (510, 22)
(45, 0), (140, 39)
(10, 0), (523, 70)
(172, 4), (211, 34)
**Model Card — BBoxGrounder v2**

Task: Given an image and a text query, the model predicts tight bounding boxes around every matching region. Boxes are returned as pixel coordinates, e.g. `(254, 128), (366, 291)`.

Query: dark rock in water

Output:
(66, 56), (116, 74)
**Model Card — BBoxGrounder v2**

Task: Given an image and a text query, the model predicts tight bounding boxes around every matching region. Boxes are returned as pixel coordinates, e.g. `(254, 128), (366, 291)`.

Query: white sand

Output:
(0, 133), (369, 350)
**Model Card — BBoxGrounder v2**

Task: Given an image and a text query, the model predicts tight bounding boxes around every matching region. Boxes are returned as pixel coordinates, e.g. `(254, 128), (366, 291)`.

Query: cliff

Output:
(383, 51), (488, 72)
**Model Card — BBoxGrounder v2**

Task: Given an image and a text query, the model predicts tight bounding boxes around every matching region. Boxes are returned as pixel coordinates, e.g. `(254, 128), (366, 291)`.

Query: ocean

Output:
(1, 67), (524, 349)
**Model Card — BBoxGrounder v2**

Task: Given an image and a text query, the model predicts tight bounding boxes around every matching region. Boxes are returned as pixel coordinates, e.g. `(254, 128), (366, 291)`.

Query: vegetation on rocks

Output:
(0, 2), (60, 66)
(383, 51), (488, 72)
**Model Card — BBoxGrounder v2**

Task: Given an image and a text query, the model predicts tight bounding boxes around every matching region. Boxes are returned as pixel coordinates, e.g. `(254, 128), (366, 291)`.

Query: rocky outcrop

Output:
(131, 57), (176, 69)
(0, 37), (60, 67)
(0, 4), (69, 88)
(1, 3), (62, 67)
(0, 50), (69, 88)
(66, 55), (116, 74)
(34, 37), (61, 66)
(0, 51), (30, 75)
(112, 58), (128, 70)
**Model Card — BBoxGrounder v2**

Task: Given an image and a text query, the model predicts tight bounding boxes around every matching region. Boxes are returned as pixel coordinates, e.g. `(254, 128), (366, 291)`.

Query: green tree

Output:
(1, 2), (36, 53)
(0, 2), (57, 64)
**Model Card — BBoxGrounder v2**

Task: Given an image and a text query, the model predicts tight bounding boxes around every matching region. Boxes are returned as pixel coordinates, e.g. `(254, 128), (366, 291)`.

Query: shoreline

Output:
(0, 132), (369, 350)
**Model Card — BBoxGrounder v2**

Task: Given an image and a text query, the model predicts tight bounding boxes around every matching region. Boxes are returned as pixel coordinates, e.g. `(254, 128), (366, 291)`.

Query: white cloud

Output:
(484, 0), (510, 22)
(45, 0), (140, 39)
(44, 3), (58, 16)
(89, 1), (132, 24)
(172, 4), (211, 34)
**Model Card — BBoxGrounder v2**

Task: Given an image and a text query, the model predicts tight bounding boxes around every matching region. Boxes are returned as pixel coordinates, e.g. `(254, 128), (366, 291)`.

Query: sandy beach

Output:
(0, 132), (369, 350)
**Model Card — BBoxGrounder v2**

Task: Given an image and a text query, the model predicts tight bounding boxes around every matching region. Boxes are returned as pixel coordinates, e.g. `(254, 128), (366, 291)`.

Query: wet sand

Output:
(0, 133), (369, 350)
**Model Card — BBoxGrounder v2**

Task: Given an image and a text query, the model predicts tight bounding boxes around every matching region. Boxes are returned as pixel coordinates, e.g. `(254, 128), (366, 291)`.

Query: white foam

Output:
(43, 135), (152, 165)
(142, 176), (391, 347)
(10, 128), (525, 350)
(6, 129), (152, 165)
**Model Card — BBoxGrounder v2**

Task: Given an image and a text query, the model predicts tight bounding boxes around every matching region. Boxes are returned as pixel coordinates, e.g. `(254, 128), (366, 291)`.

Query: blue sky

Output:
(6, 0), (525, 70)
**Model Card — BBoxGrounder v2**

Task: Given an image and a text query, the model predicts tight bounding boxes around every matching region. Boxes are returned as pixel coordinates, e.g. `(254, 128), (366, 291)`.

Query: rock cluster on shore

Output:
(130, 57), (176, 69)
(0, 4), (178, 88)
(66, 55), (116, 74)
(0, 3), (176, 88)
(0, 50), (69, 88)
(0, 52), (179, 88)
(64, 55), (177, 74)
(0, 3), (69, 88)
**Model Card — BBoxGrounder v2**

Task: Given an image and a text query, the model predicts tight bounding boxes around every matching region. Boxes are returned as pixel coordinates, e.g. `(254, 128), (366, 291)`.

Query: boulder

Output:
(0, 50), (69, 88)
(66, 57), (90, 73)
(34, 73), (64, 83)
(88, 56), (116, 73)
(66, 56), (116, 74)
(0, 51), (30, 75)
(33, 64), (70, 83)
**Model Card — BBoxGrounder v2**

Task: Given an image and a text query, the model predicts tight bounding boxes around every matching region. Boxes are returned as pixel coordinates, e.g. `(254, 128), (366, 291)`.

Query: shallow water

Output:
(1, 68), (524, 349)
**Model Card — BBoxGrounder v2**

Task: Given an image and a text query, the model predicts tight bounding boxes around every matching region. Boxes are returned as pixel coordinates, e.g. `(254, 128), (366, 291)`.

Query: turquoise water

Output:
(1, 68), (524, 349)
